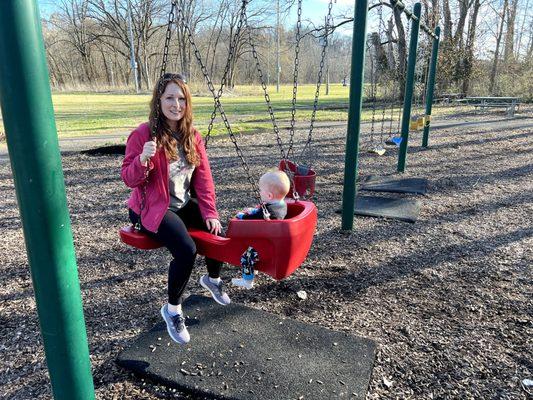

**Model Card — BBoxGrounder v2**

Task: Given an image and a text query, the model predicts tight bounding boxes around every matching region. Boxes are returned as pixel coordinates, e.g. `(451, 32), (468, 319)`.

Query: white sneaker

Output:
(231, 277), (254, 289)
(160, 305), (190, 344)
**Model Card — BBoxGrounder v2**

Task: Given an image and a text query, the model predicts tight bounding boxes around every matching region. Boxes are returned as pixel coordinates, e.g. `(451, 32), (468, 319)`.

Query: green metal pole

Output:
(422, 26), (440, 147)
(341, 0), (369, 231)
(0, 2), (95, 399)
(397, 2), (421, 173)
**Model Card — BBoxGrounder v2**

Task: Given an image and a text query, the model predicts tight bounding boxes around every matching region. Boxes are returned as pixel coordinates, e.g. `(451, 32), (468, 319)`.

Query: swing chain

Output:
(297, 0), (334, 165)
(244, 13), (287, 160)
(368, 40), (377, 149)
(242, 13), (299, 201)
(135, 0), (177, 231)
(286, 0), (303, 160)
(176, 4), (265, 208)
(205, 0), (249, 147)
(152, 0), (177, 140)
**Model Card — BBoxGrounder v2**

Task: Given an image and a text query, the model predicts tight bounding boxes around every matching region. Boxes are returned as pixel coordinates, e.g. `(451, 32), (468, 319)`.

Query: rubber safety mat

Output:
(360, 175), (428, 195)
(337, 195), (422, 222)
(118, 295), (376, 400)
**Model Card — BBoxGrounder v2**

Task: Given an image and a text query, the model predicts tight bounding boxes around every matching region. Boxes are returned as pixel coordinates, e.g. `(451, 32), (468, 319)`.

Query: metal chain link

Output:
(387, 0), (401, 139)
(397, 5), (410, 133)
(153, 0), (177, 139)
(379, 103), (387, 145)
(135, 1), (177, 231)
(297, 0), (334, 165)
(243, 13), (300, 200)
(368, 40), (377, 149)
(175, 4), (264, 208)
(286, 0), (303, 160)
(244, 14), (287, 160)
(205, 0), (249, 147)
(376, 0), (387, 146)
(388, 100), (395, 139)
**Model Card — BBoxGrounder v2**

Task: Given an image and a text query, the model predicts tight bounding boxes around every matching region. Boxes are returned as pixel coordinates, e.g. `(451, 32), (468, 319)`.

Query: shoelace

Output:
(215, 281), (225, 295)
(171, 313), (185, 331)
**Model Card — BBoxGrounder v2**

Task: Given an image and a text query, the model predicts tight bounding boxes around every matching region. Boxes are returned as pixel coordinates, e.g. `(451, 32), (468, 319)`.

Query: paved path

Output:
(1, 115), (531, 164)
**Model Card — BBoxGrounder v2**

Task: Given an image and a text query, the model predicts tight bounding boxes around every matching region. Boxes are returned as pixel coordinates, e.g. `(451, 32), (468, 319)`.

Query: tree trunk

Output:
(461, 0), (481, 94)
(390, 0), (407, 95)
(503, 0), (519, 63)
(528, 22), (533, 59)
(489, 0), (507, 94)
(453, 0), (470, 48)
(442, 0), (452, 41)
(385, 18), (396, 72)
(515, 0), (530, 58)
(99, 46), (112, 86)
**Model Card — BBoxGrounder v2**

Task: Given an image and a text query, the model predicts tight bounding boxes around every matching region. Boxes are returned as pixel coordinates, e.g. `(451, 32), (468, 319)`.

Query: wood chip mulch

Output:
(1, 109), (532, 399)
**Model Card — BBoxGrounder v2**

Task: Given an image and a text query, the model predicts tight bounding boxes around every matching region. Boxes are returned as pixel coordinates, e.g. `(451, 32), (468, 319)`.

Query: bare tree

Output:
(489, 0), (508, 93)
(87, 0), (166, 90)
(503, 0), (519, 63)
(461, 0), (482, 94)
(51, 0), (97, 83)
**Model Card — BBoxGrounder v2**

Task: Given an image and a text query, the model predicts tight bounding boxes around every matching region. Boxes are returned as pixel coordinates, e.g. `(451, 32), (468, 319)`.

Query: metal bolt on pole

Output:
(0, 1), (95, 399)
(422, 26), (441, 147)
(341, 0), (369, 231)
(397, 2), (421, 173)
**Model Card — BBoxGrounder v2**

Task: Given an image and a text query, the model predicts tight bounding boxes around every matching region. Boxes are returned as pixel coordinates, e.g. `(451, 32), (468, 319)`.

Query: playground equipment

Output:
(238, 0), (335, 199)
(120, 201), (317, 280)
(0, 1), (95, 399)
(120, 0), (323, 279)
(364, 2), (404, 155)
(409, 30), (432, 132)
(341, 0), (440, 230)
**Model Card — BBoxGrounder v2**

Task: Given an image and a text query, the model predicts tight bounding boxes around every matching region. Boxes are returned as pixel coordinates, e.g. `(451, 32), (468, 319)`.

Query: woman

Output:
(121, 73), (230, 345)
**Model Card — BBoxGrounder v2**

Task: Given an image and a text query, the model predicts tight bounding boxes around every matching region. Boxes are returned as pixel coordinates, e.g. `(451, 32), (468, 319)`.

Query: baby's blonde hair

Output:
(259, 170), (290, 198)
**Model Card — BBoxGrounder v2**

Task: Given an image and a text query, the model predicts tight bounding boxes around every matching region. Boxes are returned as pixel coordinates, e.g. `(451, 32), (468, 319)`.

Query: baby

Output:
(232, 170), (290, 289)
(236, 170), (290, 221)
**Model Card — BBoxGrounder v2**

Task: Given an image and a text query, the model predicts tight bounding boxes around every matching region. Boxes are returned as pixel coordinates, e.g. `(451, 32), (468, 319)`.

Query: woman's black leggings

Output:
(129, 199), (222, 305)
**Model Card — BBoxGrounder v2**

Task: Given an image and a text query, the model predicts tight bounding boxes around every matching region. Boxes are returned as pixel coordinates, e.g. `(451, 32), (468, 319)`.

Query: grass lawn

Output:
(0, 83), (465, 140)
(0, 84), (349, 139)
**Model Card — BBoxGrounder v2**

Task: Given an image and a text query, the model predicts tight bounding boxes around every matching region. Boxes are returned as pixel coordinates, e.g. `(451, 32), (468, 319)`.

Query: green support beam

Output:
(397, 2), (421, 173)
(0, 1), (95, 399)
(341, 0), (369, 231)
(389, 0), (436, 39)
(422, 26), (441, 147)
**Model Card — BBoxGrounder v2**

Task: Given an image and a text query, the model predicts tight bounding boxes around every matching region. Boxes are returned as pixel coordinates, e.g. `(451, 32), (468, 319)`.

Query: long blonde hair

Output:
(148, 73), (199, 166)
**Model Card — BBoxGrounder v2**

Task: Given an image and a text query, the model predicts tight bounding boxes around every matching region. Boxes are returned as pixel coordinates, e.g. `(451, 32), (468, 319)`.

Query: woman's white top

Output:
(168, 147), (195, 211)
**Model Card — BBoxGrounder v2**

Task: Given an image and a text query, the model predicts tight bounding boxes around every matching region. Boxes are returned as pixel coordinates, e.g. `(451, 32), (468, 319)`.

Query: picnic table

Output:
(439, 93), (463, 104)
(456, 96), (520, 117)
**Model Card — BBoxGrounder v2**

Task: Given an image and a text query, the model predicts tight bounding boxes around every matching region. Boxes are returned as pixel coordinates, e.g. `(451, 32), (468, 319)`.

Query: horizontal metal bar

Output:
(387, 0), (438, 39)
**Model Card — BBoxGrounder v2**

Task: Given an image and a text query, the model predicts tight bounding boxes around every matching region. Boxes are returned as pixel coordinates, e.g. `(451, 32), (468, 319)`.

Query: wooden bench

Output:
(457, 96), (521, 117)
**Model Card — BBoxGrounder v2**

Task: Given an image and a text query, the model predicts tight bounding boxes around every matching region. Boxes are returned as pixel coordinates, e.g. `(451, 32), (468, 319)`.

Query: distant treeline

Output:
(41, 0), (532, 100)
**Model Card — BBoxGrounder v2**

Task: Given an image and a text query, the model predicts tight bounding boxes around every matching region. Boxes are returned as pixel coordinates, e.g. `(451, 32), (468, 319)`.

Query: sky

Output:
(37, 0), (357, 27)
(36, 0), (359, 39)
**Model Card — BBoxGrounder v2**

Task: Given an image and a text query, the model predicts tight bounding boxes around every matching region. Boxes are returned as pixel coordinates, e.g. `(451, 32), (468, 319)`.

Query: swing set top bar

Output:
(387, 0), (438, 39)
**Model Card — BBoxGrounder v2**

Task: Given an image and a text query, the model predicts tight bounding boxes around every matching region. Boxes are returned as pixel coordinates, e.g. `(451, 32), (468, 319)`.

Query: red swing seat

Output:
(119, 200), (317, 280)
(279, 160), (316, 200)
